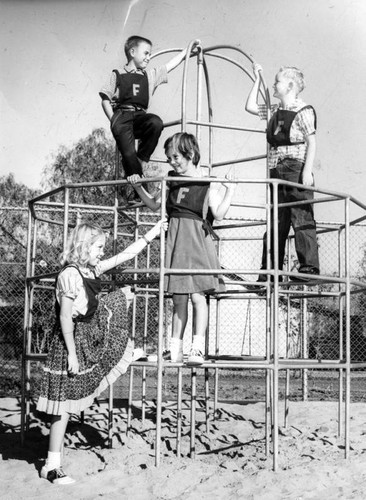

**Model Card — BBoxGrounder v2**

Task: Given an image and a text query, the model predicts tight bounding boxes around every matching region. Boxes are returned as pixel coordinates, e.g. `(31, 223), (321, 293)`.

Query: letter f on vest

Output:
(177, 187), (190, 203)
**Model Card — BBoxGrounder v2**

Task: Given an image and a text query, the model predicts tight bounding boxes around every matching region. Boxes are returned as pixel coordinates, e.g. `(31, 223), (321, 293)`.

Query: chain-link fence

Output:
(0, 207), (28, 396)
(1, 202), (366, 402)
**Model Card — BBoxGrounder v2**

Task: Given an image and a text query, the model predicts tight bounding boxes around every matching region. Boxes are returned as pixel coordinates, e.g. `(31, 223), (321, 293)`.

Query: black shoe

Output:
(40, 466), (75, 485)
(162, 350), (171, 361)
(249, 274), (282, 292)
(290, 268), (319, 282)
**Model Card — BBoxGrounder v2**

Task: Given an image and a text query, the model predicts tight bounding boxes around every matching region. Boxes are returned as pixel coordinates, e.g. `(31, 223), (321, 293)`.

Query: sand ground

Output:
(1, 396), (366, 499)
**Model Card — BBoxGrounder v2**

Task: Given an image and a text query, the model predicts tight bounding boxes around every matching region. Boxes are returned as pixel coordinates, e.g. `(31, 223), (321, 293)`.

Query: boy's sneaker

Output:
(187, 348), (204, 366)
(290, 267), (319, 282)
(40, 466), (75, 485)
(163, 350), (184, 363)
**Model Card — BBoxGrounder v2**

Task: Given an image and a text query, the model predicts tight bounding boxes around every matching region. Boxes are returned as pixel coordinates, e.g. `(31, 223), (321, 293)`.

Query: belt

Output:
(119, 105), (146, 112)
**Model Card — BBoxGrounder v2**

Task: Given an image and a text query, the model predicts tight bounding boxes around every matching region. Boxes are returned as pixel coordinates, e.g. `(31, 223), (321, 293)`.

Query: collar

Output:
(278, 98), (306, 111)
(123, 64), (145, 75)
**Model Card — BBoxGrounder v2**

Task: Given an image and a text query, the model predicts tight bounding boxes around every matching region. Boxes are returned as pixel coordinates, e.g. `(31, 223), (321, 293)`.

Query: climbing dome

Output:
(22, 41), (366, 471)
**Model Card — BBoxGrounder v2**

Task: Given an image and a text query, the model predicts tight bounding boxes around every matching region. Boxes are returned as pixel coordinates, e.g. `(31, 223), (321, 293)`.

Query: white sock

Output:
(170, 337), (183, 359)
(46, 451), (61, 470)
(191, 335), (205, 353)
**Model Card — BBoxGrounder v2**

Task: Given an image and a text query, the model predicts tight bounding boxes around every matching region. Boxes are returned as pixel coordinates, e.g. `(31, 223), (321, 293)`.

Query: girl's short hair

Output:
(279, 66), (306, 94)
(60, 223), (105, 267)
(124, 35), (152, 61)
(164, 132), (201, 166)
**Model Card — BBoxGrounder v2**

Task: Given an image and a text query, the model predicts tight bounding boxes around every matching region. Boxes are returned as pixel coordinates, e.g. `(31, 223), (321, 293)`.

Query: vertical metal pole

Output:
(301, 290), (308, 402)
(141, 244), (151, 425)
(265, 176), (273, 457)
(127, 207), (139, 435)
(338, 227), (344, 437)
(176, 366), (183, 457)
(190, 367), (197, 459)
(21, 208), (34, 444)
(107, 183), (120, 447)
(155, 179), (167, 466)
(344, 198), (351, 458)
(24, 216), (39, 432)
(205, 296), (210, 433)
(108, 384), (113, 448)
(127, 366), (134, 437)
(272, 182), (279, 471)
(214, 297), (221, 418)
(202, 58), (214, 175)
(284, 238), (291, 428)
(284, 296), (291, 428)
(180, 42), (192, 131)
(195, 44), (203, 142)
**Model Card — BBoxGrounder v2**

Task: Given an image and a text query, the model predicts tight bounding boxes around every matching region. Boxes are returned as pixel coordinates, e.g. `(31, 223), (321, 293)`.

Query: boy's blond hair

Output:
(279, 66), (305, 94)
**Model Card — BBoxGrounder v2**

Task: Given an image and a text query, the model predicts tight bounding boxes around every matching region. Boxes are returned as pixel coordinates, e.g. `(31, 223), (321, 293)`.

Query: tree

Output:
(41, 127), (119, 205)
(0, 173), (41, 207)
(41, 127), (163, 205)
(0, 173), (41, 266)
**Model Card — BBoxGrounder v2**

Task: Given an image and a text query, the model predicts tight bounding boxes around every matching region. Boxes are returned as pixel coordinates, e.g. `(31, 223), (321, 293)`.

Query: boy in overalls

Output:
(100, 36), (199, 201)
(246, 63), (319, 282)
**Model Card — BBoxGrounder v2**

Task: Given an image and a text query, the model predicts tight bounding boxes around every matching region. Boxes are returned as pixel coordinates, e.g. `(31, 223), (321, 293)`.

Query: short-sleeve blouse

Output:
(56, 266), (89, 318)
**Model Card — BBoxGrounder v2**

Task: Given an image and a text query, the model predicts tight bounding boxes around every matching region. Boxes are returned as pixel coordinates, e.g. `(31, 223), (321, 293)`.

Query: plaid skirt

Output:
(36, 288), (133, 415)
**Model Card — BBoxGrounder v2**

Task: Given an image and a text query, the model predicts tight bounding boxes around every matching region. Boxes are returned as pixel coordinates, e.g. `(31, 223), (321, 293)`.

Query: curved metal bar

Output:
(181, 40), (202, 131)
(203, 52), (267, 103)
(202, 56), (214, 170)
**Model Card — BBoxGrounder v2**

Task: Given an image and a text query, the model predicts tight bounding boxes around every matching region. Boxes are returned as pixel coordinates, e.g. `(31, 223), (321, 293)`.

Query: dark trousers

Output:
(111, 109), (164, 177)
(261, 158), (319, 273)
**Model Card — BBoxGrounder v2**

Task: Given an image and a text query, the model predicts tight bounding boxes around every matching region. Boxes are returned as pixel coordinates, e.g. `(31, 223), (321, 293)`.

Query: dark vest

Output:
(166, 171), (210, 221)
(55, 265), (102, 324)
(266, 105), (316, 147)
(113, 69), (149, 110)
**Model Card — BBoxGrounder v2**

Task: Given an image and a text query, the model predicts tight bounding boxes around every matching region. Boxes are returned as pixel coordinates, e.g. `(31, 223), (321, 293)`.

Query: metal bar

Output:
(176, 366), (183, 457)
(302, 287), (309, 402)
(272, 183), (279, 471)
(214, 297), (221, 418)
(190, 368), (197, 458)
(338, 227), (344, 438)
(344, 197), (351, 458)
(195, 41), (203, 142)
(284, 239), (291, 428)
(202, 55), (213, 173)
(205, 296), (210, 433)
(127, 366), (134, 437)
(108, 384), (113, 448)
(155, 179), (167, 466)
(21, 208), (34, 444)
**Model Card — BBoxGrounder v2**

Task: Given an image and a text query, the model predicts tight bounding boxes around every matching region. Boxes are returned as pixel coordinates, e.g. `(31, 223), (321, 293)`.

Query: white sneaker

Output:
(171, 350), (184, 363)
(187, 348), (204, 366)
(40, 466), (75, 485)
(162, 350), (184, 363)
(132, 348), (145, 362)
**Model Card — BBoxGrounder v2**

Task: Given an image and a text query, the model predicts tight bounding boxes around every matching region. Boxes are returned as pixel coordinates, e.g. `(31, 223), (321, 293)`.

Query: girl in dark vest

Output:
(130, 132), (235, 365)
(37, 219), (165, 484)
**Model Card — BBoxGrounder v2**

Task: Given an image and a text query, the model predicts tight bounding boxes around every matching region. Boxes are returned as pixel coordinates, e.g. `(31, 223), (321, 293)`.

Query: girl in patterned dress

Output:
(37, 219), (165, 484)
(130, 132), (235, 365)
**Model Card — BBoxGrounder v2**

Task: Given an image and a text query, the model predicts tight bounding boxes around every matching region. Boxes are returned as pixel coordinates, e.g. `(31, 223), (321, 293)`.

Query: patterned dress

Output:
(36, 265), (133, 415)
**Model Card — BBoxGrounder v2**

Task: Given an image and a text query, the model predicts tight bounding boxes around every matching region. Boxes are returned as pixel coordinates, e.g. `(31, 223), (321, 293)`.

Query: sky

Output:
(1, 0), (366, 222)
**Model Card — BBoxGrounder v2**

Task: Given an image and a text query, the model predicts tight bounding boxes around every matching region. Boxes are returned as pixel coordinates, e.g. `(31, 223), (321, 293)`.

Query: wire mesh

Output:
(1, 204), (366, 401)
